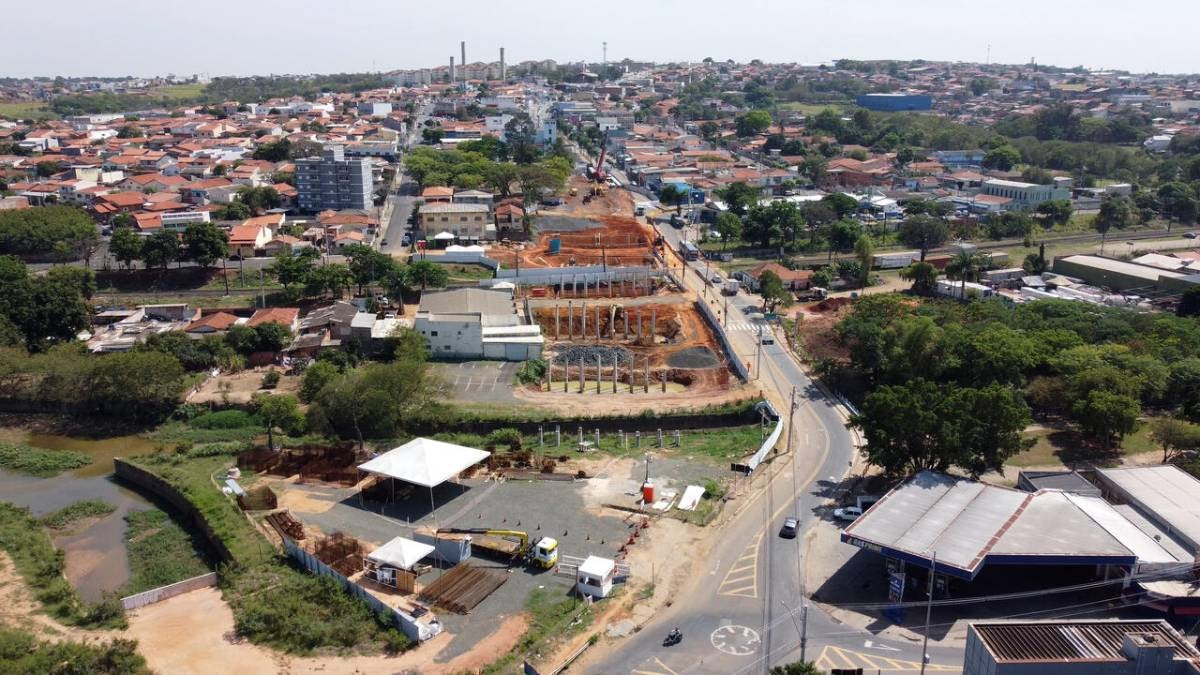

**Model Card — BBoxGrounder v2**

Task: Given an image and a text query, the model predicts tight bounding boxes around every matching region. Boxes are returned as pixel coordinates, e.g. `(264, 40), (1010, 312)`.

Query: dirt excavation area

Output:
(525, 300), (736, 400)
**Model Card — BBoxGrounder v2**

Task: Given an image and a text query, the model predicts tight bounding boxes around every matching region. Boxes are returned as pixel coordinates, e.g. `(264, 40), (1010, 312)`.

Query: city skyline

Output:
(5, 0), (1199, 78)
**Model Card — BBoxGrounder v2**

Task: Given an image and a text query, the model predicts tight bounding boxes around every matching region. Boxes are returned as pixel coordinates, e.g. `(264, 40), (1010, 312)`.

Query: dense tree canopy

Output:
(0, 206), (97, 259)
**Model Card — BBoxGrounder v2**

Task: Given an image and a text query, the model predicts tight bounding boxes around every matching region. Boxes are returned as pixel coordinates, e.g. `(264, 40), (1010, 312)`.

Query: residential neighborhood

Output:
(5, 7), (1200, 675)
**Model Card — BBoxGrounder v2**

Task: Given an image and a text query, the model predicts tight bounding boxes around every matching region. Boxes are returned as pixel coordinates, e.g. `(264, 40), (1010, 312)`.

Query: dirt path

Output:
(0, 551), (121, 642)
(127, 585), (531, 674)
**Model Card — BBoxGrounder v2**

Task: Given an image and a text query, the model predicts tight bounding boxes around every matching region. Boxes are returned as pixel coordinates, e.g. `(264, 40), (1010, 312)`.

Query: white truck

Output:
(723, 279), (741, 296)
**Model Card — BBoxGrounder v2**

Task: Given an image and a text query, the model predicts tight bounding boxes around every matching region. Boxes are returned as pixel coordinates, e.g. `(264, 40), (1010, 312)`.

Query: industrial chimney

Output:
(449, 56), (455, 83)
(500, 47), (506, 81)
(460, 41), (466, 81)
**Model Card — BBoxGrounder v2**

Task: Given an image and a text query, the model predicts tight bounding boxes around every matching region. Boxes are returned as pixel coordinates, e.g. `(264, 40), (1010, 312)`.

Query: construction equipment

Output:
(587, 131), (610, 183)
(436, 528), (560, 568)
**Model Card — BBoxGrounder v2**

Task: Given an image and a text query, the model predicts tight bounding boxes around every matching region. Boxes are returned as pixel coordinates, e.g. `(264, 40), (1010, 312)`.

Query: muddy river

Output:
(0, 429), (161, 601)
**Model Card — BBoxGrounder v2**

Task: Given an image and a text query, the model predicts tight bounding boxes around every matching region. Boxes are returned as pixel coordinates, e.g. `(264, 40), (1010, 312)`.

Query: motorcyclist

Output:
(669, 627), (681, 640)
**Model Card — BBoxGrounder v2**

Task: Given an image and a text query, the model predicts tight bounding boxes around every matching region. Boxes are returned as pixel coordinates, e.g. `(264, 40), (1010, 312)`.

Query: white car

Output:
(833, 506), (862, 522)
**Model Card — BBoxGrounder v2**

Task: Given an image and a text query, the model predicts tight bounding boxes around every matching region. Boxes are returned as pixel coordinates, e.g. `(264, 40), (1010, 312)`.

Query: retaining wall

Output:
(283, 537), (441, 643)
(120, 572), (218, 611)
(693, 299), (749, 382)
(113, 458), (234, 564)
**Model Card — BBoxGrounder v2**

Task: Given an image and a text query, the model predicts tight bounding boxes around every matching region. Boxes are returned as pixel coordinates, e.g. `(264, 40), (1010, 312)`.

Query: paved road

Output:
(585, 199), (963, 674)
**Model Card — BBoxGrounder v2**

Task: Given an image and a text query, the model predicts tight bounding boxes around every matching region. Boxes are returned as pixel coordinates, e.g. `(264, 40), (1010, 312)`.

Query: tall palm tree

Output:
(945, 249), (989, 299)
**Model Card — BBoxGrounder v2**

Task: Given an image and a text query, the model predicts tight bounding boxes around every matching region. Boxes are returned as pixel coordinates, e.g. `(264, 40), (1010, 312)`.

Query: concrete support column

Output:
(596, 354), (602, 394)
(567, 301), (573, 339)
(581, 302), (587, 340)
(555, 304), (560, 340)
(579, 357), (585, 393)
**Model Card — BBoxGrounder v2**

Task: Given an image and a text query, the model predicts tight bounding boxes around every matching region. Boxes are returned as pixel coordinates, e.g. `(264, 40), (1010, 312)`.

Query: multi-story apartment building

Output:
(295, 145), (372, 212)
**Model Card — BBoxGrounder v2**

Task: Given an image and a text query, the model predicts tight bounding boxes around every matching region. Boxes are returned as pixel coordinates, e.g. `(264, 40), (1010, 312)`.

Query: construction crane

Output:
(436, 528), (560, 568)
(587, 130), (610, 183)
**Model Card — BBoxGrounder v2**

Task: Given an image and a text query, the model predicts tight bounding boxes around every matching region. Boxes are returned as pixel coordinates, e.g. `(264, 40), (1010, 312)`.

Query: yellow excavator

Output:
(436, 528), (559, 568)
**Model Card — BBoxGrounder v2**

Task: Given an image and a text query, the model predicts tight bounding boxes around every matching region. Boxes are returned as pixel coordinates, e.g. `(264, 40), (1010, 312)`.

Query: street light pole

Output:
(920, 550), (937, 675)
(755, 324), (762, 380)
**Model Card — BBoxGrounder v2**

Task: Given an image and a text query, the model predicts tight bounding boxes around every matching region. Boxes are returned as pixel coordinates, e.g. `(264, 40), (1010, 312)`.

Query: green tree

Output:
(715, 212), (743, 250)
(109, 226), (142, 270)
(217, 200), (252, 221)
(405, 260), (449, 291)
(140, 230), (180, 270)
(1178, 288), (1200, 318)
(342, 243), (395, 295)
(299, 360), (340, 403)
(1158, 181), (1198, 228)
(852, 234), (874, 288)
(735, 110), (772, 137)
(821, 193), (859, 220)
(1096, 196), (1139, 252)
(982, 145), (1021, 171)
(252, 392), (303, 450)
(84, 351), (186, 423)
(849, 379), (1031, 477)
(252, 139), (292, 162)
(945, 249), (989, 299)
(268, 248), (318, 292)
(304, 263), (353, 299)
(716, 182), (761, 217)
(235, 186), (281, 213)
(1148, 417), (1200, 463)
(758, 270), (793, 313)
(0, 258), (90, 349)
(182, 222), (229, 269)
(900, 261), (938, 296)
(307, 360), (438, 447)
(898, 215), (949, 261)
(770, 661), (823, 675)
(1035, 199), (1074, 228)
(1071, 388), (1140, 447)
(46, 266), (96, 300)
(658, 184), (686, 215)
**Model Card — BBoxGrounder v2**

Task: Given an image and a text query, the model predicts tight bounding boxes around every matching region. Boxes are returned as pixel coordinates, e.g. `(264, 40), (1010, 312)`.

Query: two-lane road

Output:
(585, 209), (963, 674)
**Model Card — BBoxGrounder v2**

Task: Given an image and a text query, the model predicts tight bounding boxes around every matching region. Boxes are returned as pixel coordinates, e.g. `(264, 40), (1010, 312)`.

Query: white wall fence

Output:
(120, 572), (218, 611)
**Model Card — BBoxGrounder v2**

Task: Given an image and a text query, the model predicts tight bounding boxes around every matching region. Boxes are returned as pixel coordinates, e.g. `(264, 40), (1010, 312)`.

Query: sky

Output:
(6, 0), (1199, 78)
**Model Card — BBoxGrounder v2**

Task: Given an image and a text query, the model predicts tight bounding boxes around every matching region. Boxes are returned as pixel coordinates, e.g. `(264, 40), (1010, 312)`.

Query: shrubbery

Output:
(0, 441), (91, 477)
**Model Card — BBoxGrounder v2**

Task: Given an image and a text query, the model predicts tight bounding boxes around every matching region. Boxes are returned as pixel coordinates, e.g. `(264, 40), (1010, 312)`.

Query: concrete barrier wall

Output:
(283, 538), (440, 642)
(120, 572), (218, 610)
(428, 252), (500, 269)
(693, 299), (749, 382)
(113, 459), (234, 564)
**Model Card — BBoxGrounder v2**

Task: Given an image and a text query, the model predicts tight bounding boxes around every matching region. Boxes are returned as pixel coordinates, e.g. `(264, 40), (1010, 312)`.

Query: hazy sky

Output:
(7, 0), (1197, 77)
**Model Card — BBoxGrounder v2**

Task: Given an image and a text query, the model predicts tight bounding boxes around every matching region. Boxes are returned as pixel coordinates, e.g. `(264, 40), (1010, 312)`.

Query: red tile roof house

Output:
(735, 262), (814, 292)
(229, 222), (273, 258)
(247, 307), (300, 333)
(184, 311), (240, 335)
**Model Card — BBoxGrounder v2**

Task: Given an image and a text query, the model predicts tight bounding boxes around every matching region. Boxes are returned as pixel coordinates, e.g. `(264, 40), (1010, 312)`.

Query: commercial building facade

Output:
(856, 93), (933, 112)
(981, 179), (1070, 211)
(295, 145), (373, 212)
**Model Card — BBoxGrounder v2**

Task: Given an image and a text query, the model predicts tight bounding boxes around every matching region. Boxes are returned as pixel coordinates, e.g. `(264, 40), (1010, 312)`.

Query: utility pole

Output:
(921, 551), (937, 675)
(754, 324), (763, 380)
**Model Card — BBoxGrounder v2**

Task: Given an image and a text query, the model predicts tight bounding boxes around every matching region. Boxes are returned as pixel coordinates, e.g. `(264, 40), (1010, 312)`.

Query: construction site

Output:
(528, 300), (734, 394)
(234, 431), (732, 668)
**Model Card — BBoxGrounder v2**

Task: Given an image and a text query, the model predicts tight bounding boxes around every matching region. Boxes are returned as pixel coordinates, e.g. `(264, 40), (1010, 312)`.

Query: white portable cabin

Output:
(576, 555), (616, 599)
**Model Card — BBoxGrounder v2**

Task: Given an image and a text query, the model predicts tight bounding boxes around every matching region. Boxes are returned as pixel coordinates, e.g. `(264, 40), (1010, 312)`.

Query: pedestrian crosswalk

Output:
(725, 321), (765, 332)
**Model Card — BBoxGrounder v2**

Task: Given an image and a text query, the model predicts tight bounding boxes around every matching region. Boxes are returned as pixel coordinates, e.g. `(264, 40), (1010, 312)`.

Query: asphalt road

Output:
(584, 205), (963, 674)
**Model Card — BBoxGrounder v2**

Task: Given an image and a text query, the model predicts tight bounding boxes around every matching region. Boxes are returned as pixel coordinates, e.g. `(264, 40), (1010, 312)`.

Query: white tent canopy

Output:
(367, 536), (435, 570)
(358, 438), (490, 488)
(432, 231), (456, 240)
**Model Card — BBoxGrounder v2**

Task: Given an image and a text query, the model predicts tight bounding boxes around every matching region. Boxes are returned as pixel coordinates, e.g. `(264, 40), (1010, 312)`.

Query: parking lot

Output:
(435, 361), (520, 402)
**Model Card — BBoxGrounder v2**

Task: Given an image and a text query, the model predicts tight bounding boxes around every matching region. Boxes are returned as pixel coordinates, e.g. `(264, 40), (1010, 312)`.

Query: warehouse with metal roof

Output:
(841, 471), (1190, 581)
(964, 620), (1200, 674)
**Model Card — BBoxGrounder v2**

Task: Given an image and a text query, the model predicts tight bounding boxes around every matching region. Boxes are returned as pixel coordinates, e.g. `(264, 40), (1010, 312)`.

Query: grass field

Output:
(1007, 422), (1159, 469)
(779, 102), (848, 116)
(122, 508), (211, 595)
(155, 82), (207, 100)
(0, 101), (51, 120)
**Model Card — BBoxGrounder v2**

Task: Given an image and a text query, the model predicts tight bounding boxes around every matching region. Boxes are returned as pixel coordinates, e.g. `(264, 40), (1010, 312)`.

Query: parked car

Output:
(1185, 232), (1198, 239)
(710, 273), (723, 284)
(833, 506), (862, 522)
(381, 239), (389, 246)
(779, 517), (798, 538)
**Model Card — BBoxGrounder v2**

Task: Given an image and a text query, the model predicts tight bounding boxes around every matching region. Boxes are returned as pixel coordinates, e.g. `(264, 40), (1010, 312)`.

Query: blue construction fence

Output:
(282, 537), (441, 642)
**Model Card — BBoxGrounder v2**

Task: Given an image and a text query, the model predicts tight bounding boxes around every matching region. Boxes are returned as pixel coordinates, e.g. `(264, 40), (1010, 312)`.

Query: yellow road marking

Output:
(813, 645), (963, 672)
(718, 532), (763, 597)
(630, 657), (679, 675)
